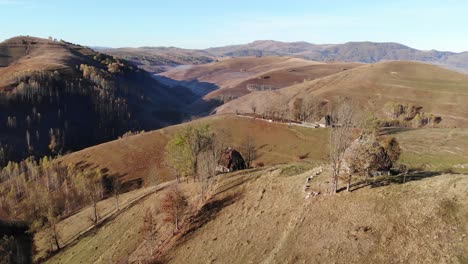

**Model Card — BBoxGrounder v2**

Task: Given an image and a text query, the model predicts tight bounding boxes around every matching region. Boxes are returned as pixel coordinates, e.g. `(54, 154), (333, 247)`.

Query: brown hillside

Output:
(59, 115), (329, 185)
(163, 168), (468, 264)
(159, 57), (362, 114)
(161, 56), (319, 89)
(217, 61), (468, 126)
(205, 61), (363, 99)
(0, 36), (95, 88)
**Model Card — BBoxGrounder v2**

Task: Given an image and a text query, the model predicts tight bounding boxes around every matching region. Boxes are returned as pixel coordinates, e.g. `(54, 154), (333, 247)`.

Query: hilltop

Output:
(0, 36), (196, 163)
(102, 46), (215, 73)
(158, 57), (362, 114)
(217, 61), (468, 127)
(103, 40), (468, 73)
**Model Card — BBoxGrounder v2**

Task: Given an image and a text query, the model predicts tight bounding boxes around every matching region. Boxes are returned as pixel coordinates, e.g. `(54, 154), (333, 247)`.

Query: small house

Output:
(216, 147), (247, 173)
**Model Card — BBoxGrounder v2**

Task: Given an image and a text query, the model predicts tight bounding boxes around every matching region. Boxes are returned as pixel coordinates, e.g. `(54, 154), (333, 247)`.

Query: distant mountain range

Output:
(103, 40), (468, 74)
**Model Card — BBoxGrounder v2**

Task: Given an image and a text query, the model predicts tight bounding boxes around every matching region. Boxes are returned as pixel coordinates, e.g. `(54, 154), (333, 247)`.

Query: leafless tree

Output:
(197, 150), (218, 202)
(241, 136), (257, 168)
(329, 99), (356, 194)
(78, 170), (104, 224)
(250, 102), (257, 116)
(141, 207), (158, 257)
(161, 187), (189, 232)
(197, 135), (224, 202)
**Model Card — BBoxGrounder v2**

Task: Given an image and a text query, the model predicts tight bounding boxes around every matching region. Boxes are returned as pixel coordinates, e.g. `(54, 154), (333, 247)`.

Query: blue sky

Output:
(1, 0), (467, 51)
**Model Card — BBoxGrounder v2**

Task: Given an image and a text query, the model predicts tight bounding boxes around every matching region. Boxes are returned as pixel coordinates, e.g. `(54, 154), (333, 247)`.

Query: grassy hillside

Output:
(18, 114), (466, 263)
(42, 163), (468, 264)
(217, 61), (468, 127)
(163, 167), (468, 264)
(0, 36), (196, 163)
(158, 57), (362, 114)
(60, 113), (468, 189)
(59, 114), (329, 186)
(392, 128), (468, 173)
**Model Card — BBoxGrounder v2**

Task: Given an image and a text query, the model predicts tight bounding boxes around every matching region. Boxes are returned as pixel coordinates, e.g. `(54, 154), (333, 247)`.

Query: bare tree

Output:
(329, 99), (356, 194)
(197, 149), (218, 202)
(78, 169), (104, 224)
(43, 212), (62, 251)
(241, 135), (257, 168)
(141, 207), (158, 257)
(161, 187), (189, 232)
(250, 102), (257, 116)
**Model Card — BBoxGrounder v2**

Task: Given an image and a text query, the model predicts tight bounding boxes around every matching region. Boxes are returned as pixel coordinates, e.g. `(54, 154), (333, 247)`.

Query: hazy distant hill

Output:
(103, 47), (215, 73)
(104, 40), (468, 73)
(0, 36), (196, 164)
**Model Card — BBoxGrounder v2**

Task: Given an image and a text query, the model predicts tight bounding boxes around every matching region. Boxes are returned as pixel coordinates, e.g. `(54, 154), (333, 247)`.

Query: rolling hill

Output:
(59, 114), (329, 185)
(217, 61), (468, 127)
(158, 57), (363, 114)
(205, 40), (468, 73)
(0, 36), (196, 164)
(9, 112), (468, 262)
(44, 163), (468, 263)
(102, 47), (215, 74)
(103, 40), (468, 73)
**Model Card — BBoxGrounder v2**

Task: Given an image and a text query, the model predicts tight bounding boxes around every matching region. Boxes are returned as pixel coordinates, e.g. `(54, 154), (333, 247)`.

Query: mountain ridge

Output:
(99, 39), (468, 73)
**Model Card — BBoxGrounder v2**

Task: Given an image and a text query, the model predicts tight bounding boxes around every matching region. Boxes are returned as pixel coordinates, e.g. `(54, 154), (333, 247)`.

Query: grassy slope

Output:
(42, 120), (468, 263)
(204, 62), (363, 99)
(60, 113), (468, 187)
(160, 57), (321, 97)
(44, 181), (193, 264)
(44, 164), (468, 264)
(392, 128), (468, 173)
(165, 167), (468, 264)
(217, 61), (468, 127)
(59, 115), (329, 185)
(35, 185), (163, 261)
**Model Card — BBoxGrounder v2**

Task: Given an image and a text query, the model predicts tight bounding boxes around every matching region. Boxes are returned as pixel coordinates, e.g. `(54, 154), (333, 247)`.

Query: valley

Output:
(0, 32), (467, 264)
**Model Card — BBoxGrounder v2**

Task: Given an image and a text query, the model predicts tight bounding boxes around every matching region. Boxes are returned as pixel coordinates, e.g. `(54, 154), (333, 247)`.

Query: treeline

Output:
(0, 156), (108, 221)
(247, 97), (442, 128)
(382, 102), (442, 127)
(0, 52), (167, 166)
(0, 155), (115, 252)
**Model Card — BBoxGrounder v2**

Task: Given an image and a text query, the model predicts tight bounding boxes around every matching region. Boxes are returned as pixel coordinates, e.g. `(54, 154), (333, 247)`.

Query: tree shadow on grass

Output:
(341, 170), (446, 192)
(181, 192), (243, 239)
(380, 127), (414, 135)
(370, 170), (443, 188)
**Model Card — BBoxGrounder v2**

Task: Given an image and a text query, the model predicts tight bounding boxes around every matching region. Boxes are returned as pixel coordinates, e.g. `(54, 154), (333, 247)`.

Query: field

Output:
(59, 114), (329, 186)
(392, 128), (468, 173)
(164, 166), (468, 264)
(27, 113), (468, 263)
(218, 61), (468, 127)
(42, 163), (468, 263)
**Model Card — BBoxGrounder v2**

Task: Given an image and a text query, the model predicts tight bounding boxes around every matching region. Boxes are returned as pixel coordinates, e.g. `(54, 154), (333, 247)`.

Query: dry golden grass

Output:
(218, 61), (468, 127)
(0, 36), (95, 89)
(59, 114), (329, 186)
(391, 128), (468, 173)
(164, 166), (468, 264)
(45, 164), (468, 264)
